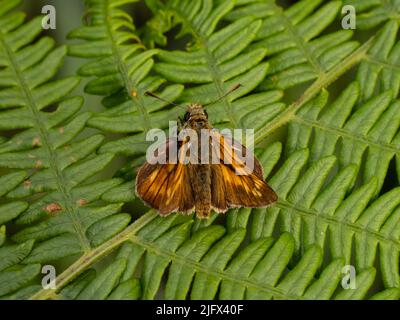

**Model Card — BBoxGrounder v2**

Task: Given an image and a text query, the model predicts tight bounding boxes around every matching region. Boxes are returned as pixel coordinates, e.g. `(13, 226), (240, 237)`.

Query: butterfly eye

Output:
(183, 112), (190, 122)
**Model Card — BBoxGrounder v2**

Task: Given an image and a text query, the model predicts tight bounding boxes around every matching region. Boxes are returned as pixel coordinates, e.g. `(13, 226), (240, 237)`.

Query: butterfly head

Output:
(183, 104), (209, 129)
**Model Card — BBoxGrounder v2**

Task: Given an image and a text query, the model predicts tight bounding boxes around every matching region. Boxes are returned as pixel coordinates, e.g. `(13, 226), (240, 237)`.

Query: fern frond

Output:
(287, 84), (399, 195)
(0, 0), (127, 297)
(32, 219), (382, 300)
(239, 145), (400, 289)
(68, 0), (184, 143)
(239, 2), (374, 143)
(1, 0), (398, 301)
(225, 0), (359, 91)
(27, 142), (399, 299)
(279, 20), (400, 197)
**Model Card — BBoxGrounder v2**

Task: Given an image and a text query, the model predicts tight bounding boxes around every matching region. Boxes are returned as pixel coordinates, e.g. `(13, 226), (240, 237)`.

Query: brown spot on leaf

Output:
(32, 137), (41, 147)
(77, 199), (87, 206)
(23, 180), (32, 189)
(59, 127), (65, 134)
(131, 90), (137, 97)
(43, 203), (63, 214)
(35, 160), (43, 168)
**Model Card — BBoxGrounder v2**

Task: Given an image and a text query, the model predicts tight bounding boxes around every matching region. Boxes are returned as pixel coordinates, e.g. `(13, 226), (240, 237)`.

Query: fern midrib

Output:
(29, 198), (400, 300)
(0, 35), (91, 251)
(365, 55), (400, 72)
(254, 36), (374, 144)
(167, 5), (240, 128)
(104, 0), (151, 131)
(292, 115), (400, 154)
(129, 235), (304, 300)
(271, 3), (325, 75)
(276, 200), (400, 249)
(30, 210), (306, 300)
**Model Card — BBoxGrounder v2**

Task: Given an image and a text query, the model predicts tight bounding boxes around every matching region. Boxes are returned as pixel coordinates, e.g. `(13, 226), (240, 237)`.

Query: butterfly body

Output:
(190, 163), (212, 218)
(182, 104), (213, 218)
(135, 103), (278, 219)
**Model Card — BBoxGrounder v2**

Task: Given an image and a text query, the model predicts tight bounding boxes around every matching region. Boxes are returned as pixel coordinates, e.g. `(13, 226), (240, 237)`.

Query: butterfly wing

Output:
(136, 130), (277, 216)
(209, 131), (277, 212)
(135, 139), (195, 215)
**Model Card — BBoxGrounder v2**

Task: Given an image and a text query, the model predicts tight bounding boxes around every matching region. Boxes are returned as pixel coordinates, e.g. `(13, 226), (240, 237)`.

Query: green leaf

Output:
(108, 279), (141, 300)
(0, 240), (34, 271)
(76, 258), (127, 300)
(0, 264), (41, 297)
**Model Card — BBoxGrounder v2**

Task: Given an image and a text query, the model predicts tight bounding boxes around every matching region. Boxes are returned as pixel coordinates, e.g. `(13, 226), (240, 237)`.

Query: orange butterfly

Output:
(135, 85), (277, 219)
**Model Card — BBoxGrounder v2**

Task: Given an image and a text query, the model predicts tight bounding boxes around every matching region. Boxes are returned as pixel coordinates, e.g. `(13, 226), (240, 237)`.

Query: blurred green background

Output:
(22, 0), (84, 76)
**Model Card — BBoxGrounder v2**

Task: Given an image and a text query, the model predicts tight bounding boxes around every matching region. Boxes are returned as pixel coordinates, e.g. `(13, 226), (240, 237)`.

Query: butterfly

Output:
(135, 85), (278, 219)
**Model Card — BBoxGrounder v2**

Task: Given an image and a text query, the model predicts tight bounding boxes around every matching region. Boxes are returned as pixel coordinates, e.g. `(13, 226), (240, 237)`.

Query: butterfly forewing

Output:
(135, 138), (196, 215)
(209, 131), (277, 212)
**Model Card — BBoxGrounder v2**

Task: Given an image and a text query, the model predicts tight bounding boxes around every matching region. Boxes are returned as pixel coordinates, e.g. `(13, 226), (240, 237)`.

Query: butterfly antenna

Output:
(145, 91), (186, 110)
(203, 84), (242, 107)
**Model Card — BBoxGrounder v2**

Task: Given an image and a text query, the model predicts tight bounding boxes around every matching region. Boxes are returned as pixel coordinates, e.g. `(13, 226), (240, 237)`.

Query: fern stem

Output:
(29, 210), (158, 300)
(255, 36), (376, 144)
(30, 197), (400, 300)
(30, 208), (305, 300)
(126, 234), (304, 300)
